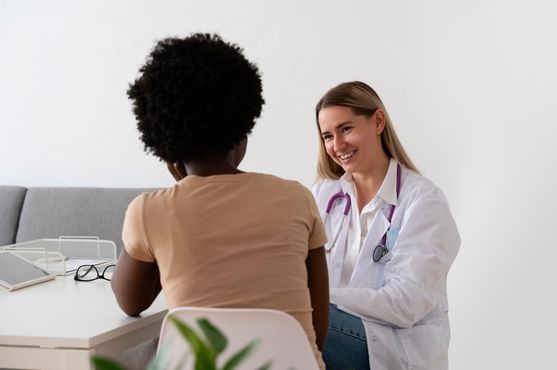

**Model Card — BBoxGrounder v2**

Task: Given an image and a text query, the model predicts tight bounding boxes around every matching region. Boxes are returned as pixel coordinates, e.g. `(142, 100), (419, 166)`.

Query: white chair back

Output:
(157, 307), (319, 370)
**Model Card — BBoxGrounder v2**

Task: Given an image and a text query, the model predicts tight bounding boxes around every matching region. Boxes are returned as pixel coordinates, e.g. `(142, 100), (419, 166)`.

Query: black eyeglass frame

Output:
(74, 264), (116, 282)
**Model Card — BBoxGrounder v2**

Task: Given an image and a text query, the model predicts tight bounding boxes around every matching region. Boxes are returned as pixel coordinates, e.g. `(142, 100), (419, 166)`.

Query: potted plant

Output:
(92, 315), (272, 370)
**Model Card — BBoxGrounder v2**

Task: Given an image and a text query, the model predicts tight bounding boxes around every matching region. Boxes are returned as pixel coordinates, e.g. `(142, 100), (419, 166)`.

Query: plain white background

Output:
(1, 1), (556, 369)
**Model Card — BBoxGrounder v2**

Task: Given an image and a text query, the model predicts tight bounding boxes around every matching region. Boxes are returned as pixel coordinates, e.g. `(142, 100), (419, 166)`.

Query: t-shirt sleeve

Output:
(306, 191), (328, 250)
(122, 194), (156, 262)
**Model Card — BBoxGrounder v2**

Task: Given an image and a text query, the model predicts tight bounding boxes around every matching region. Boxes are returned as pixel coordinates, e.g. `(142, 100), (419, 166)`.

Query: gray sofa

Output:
(0, 186), (155, 252)
(0, 185), (159, 370)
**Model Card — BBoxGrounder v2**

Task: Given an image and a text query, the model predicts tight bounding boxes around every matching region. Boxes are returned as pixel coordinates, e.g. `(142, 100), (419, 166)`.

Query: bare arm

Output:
(112, 162), (182, 316)
(306, 246), (329, 350)
(111, 248), (162, 316)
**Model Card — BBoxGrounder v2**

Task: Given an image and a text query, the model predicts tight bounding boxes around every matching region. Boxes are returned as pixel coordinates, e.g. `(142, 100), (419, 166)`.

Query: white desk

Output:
(0, 275), (167, 370)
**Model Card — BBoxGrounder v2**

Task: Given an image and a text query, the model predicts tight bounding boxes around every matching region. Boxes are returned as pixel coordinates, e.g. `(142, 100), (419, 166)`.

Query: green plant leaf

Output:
(221, 339), (260, 370)
(169, 315), (203, 353)
(256, 360), (273, 370)
(169, 315), (216, 370)
(91, 356), (126, 370)
(197, 318), (228, 354)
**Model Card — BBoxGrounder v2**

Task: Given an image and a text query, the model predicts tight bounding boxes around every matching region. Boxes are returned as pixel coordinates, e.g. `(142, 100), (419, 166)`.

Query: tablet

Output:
(0, 251), (56, 291)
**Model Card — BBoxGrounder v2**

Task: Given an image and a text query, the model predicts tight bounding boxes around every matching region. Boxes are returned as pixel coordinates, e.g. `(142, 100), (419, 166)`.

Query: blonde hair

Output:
(315, 81), (420, 179)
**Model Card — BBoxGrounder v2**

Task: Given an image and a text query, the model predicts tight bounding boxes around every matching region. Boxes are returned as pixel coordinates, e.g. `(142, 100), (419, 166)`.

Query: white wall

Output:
(1, 0), (556, 369)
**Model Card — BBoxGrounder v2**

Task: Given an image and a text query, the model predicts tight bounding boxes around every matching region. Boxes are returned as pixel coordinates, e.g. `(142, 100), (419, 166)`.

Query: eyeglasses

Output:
(74, 264), (115, 282)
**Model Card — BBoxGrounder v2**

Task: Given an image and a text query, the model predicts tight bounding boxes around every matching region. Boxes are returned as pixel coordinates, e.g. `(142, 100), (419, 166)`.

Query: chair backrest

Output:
(157, 307), (319, 370)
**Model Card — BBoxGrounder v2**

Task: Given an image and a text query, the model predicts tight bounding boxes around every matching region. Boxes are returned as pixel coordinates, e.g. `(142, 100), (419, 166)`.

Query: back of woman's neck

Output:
(185, 159), (242, 177)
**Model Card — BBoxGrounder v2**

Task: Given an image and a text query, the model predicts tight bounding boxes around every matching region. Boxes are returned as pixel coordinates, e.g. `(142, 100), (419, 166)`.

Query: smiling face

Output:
(318, 105), (386, 175)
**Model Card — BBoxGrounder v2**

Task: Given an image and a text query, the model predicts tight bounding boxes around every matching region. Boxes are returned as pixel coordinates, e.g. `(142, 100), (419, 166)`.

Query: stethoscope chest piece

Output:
(372, 243), (389, 263)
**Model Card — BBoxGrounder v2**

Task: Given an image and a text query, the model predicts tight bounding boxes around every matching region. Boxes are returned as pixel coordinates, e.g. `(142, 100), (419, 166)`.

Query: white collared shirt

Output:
(337, 158), (399, 286)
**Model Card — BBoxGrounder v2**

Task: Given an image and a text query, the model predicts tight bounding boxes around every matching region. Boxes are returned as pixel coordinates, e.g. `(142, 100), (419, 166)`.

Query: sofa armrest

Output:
(0, 186), (27, 246)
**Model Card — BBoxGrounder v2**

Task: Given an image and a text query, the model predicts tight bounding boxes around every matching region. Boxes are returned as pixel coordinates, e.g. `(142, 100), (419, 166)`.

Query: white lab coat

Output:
(312, 161), (460, 370)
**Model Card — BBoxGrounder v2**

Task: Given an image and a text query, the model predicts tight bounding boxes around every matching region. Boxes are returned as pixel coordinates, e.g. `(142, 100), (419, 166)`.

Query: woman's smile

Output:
(337, 150), (357, 161)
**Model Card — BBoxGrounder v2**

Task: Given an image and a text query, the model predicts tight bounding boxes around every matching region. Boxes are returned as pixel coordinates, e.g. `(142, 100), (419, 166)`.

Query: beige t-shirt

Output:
(123, 172), (327, 369)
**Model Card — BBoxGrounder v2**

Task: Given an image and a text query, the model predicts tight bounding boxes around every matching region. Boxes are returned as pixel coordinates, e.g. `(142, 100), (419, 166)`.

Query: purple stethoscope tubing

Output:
(380, 164), (401, 245)
(323, 191), (351, 253)
(373, 164), (402, 262)
(325, 191), (352, 215)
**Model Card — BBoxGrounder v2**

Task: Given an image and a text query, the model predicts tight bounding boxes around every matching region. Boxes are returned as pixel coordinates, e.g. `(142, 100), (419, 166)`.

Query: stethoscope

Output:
(323, 190), (352, 253)
(324, 164), (401, 263)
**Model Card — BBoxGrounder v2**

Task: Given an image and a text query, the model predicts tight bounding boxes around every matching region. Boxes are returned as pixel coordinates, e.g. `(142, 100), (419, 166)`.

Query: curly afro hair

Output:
(127, 33), (264, 163)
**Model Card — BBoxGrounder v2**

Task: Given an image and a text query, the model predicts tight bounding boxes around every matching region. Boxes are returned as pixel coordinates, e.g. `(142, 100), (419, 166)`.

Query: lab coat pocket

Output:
(398, 325), (449, 370)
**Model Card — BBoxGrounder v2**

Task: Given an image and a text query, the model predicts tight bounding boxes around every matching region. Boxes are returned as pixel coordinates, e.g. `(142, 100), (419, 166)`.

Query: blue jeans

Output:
(322, 304), (370, 370)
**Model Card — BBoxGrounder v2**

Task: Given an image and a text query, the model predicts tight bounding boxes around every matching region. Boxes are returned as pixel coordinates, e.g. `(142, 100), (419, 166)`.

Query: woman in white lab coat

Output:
(312, 81), (460, 370)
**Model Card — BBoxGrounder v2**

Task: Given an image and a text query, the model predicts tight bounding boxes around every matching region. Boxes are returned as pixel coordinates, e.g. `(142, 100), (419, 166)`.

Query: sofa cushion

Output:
(16, 187), (155, 254)
(0, 186), (27, 246)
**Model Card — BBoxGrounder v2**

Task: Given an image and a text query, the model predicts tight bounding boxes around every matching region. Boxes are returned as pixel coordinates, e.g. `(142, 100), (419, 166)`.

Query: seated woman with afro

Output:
(110, 33), (329, 369)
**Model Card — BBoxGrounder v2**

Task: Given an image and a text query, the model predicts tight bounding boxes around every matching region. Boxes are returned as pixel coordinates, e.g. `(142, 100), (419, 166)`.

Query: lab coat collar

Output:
(338, 172), (353, 193)
(378, 158), (399, 206)
(338, 158), (399, 206)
